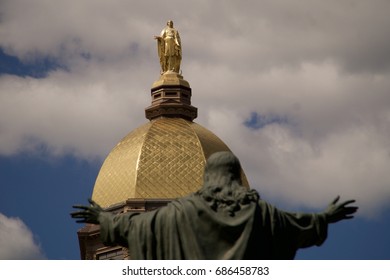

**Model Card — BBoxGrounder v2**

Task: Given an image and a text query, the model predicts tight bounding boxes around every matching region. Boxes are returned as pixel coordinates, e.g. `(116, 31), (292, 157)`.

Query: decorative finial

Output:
(147, 21), (196, 121)
(154, 20), (182, 74)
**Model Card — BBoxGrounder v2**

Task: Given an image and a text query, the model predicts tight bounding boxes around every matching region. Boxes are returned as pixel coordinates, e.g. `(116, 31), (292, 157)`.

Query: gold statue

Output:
(154, 20), (182, 73)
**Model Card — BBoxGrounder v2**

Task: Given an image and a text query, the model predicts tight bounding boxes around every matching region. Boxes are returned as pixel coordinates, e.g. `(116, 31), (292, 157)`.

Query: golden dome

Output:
(92, 117), (249, 208)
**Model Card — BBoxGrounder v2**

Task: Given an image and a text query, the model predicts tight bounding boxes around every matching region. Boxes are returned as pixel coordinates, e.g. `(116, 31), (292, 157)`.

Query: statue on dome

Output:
(154, 20), (182, 73)
(71, 151), (358, 260)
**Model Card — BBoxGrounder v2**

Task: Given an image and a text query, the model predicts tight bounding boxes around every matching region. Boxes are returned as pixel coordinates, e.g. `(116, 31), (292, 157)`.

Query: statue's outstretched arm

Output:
(324, 196), (358, 223)
(71, 198), (103, 224)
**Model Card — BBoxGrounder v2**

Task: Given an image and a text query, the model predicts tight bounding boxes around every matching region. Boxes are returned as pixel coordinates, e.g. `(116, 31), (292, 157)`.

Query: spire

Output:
(145, 21), (198, 121)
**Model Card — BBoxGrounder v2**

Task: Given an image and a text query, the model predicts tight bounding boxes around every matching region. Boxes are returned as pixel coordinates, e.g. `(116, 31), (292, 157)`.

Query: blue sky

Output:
(1, 0), (390, 260)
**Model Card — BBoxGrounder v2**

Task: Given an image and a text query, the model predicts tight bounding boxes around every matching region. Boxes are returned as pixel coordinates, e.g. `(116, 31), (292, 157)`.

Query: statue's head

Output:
(167, 20), (173, 28)
(198, 151), (259, 216)
(203, 151), (242, 187)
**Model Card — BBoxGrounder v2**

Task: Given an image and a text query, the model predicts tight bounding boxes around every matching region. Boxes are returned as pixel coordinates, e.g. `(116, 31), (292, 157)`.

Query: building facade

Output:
(76, 71), (249, 259)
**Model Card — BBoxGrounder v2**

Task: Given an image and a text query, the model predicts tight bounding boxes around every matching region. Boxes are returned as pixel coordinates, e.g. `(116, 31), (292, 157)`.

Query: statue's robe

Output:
(98, 193), (327, 260)
(157, 26), (181, 72)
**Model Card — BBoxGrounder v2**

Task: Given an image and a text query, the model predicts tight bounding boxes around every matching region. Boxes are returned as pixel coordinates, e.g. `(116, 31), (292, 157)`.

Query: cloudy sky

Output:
(1, 0), (389, 259)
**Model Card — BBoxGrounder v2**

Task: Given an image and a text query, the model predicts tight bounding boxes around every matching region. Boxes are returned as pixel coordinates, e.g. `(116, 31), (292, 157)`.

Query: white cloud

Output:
(0, 213), (45, 259)
(0, 0), (390, 215)
(0, 60), (150, 159)
(202, 63), (390, 216)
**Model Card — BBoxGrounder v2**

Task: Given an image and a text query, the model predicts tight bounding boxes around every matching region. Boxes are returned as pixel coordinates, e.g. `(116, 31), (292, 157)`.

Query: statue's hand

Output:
(71, 199), (103, 224)
(324, 196), (358, 223)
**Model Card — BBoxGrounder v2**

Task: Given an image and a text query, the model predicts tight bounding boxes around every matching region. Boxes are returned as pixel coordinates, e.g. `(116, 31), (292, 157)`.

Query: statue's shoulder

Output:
(256, 199), (275, 211)
(167, 193), (204, 209)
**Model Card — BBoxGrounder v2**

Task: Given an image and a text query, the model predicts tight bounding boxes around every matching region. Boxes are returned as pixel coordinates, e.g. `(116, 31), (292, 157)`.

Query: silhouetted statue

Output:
(71, 151), (357, 259)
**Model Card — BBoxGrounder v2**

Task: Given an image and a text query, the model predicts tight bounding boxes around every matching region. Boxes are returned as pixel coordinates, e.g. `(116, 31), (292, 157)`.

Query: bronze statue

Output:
(71, 151), (358, 260)
(154, 20), (182, 73)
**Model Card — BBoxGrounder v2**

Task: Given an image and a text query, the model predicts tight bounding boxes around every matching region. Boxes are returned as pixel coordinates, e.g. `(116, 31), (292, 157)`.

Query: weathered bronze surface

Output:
(72, 152), (358, 260)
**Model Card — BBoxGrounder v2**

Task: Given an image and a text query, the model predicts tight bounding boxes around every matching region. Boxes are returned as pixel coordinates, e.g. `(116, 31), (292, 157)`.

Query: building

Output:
(76, 71), (250, 260)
